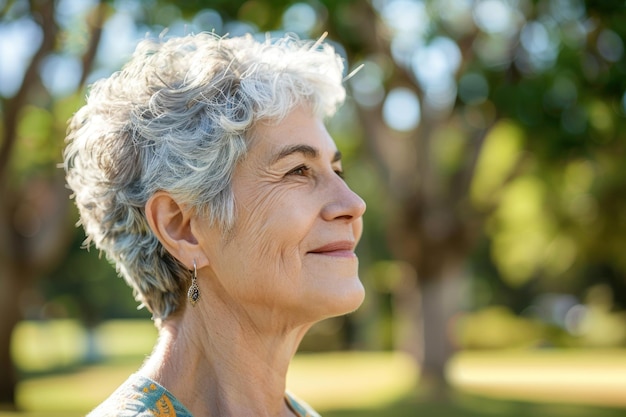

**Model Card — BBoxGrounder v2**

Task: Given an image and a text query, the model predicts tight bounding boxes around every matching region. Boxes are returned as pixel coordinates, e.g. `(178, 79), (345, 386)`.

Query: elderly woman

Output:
(64, 32), (366, 417)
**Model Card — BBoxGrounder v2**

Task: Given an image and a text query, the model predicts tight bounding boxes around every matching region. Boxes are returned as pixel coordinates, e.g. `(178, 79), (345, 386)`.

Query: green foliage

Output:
(455, 306), (543, 350)
(471, 120), (525, 209)
(11, 106), (57, 179)
(42, 228), (153, 323)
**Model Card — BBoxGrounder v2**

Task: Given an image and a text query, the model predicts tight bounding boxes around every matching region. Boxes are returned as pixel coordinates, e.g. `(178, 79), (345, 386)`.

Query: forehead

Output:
(249, 107), (338, 160)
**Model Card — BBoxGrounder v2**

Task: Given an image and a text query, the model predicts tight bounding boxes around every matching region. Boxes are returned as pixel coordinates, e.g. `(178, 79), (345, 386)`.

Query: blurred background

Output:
(2, 0), (626, 415)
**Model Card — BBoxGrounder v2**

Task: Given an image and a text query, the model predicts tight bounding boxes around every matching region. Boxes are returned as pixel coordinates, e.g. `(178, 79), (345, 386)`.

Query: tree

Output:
(0, 0), (106, 405)
(318, 0), (626, 389)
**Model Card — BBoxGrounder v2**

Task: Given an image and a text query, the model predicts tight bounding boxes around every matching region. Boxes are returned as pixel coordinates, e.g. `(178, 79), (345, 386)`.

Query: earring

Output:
(187, 259), (200, 307)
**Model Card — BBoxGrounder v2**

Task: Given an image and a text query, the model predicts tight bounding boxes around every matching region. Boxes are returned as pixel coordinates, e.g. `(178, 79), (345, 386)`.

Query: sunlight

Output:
(382, 88), (421, 131)
(448, 350), (626, 408)
(0, 17), (42, 97)
(282, 3), (318, 36)
(473, 0), (518, 35)
(39, 54), (82, 97)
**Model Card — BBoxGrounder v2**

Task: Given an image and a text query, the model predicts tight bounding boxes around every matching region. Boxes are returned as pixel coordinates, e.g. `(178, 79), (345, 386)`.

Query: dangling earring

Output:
(187, 259), (200, 307)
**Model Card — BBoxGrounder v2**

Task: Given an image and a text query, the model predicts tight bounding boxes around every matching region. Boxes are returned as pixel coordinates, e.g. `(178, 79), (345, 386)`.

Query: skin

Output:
(144, 105), (366, 416)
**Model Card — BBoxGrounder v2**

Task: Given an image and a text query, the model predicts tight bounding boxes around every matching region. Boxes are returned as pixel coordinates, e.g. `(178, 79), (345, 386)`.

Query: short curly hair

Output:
(63, 32), (346, 319)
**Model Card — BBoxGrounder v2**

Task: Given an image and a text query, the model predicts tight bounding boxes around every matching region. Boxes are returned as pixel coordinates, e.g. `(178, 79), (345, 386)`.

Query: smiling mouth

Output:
(307, 241), (356, 258)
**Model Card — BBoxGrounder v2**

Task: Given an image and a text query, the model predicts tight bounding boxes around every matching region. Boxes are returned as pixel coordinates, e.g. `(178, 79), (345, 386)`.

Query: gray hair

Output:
(63, 32), (346, 319)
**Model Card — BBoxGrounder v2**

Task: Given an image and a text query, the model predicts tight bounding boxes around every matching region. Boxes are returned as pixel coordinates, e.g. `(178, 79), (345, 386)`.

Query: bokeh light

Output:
(39, 54), (82, 97)
(282, 2), (318, 36)
(350, 60), (386, 109)
(382, 87), (421, 131)
(473, 0), (519, 36)
(596, 29), (624, 63)
(518, 20), (559, 73)
(192, 9), (223, 33)
(0, 17), (42, 97)
(377, 0), (429, 37)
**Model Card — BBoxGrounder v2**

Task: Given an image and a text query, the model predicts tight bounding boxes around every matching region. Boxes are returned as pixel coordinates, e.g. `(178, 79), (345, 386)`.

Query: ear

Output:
(145, 191), (209, 269)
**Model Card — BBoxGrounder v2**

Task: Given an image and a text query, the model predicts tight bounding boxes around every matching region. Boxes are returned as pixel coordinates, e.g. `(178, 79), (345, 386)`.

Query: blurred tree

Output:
(316, 0), (626, 392)
(0, 0), (107, 405)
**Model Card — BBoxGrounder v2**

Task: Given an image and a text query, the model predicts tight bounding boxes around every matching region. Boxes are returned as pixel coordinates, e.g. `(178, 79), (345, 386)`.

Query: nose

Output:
(321, 176), (367, 222)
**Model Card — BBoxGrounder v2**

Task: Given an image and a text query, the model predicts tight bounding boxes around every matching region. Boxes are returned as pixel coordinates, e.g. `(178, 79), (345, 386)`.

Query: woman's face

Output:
(194, 106), (366, 327)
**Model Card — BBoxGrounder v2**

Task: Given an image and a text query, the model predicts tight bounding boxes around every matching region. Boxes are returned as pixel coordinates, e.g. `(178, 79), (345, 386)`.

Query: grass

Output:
(4, 319), (626, 416)
(6, 350), (626, 417)
(448, 349), (626, 408)
(5, 351), (416, 416)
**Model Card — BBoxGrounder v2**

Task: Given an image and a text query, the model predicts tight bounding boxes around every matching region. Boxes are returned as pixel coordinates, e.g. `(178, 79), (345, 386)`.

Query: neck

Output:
(140, 297), (311, 417)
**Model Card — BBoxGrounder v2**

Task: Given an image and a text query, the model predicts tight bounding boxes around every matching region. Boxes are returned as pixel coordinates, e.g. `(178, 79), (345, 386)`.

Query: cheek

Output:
(232, 185), (312, 271)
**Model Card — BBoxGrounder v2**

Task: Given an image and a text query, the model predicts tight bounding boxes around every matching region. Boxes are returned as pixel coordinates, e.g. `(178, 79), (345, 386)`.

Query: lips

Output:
(307, 241), (356, 258)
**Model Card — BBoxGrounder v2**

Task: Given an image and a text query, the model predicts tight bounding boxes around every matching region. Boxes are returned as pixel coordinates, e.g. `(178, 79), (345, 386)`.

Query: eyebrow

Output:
(271, 144), (342, 164)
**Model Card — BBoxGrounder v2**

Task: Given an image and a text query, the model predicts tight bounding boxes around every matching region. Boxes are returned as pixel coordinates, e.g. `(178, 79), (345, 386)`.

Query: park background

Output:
(2, 0), (626, 415)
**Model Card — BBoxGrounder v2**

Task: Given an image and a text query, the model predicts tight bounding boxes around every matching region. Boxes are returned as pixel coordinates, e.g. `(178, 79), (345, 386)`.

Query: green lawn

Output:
(6, 350), (626, 417)
(4, 320), (626, 416)
(448, 349), (626, 409)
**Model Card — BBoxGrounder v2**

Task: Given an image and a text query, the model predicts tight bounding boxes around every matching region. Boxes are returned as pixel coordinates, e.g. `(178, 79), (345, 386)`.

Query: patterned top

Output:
(87, 373), (321, 417)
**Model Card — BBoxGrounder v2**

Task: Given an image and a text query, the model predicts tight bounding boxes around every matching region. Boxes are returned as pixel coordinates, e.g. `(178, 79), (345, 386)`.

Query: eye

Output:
(334, 168), (345, 179)
(287, 165), (310, 176)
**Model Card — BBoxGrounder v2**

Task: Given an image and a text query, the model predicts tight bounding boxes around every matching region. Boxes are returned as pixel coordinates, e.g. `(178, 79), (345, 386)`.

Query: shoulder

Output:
(285, 392), (321, 417)
(86, 374), (193, 417)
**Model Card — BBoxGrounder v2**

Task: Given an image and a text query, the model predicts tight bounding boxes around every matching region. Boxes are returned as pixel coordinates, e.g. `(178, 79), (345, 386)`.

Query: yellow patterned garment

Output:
(86, 373), (320, 417)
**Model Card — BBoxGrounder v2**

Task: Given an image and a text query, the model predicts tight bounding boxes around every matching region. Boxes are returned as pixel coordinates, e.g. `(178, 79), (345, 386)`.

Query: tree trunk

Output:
(0, 263), (22, 407)
(0, 191), (21, 407)
(393, 258), (467, 397)
(392, 266), (423, 362)
(0, 177), (72, 407)
(418, 262), (466, 391)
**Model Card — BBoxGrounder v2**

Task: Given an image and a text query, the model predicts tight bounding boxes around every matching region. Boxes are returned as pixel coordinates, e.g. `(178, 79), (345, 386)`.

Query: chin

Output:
(319, 276), (365, 319)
